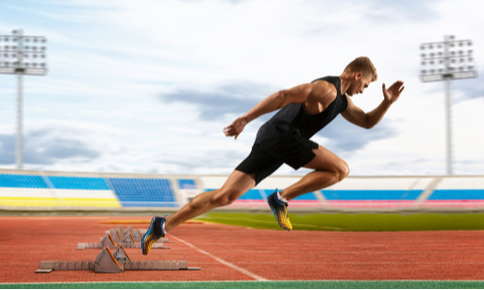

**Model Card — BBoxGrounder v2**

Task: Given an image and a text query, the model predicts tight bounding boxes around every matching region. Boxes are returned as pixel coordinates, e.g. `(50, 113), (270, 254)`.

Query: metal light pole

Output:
(419, 35), (477, 175)
(0, 29), (48, 169)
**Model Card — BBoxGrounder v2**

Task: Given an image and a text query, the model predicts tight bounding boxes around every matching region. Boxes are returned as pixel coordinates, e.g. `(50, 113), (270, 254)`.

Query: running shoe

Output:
(267, 191), (293, 231)
(141, 216), (166, 255)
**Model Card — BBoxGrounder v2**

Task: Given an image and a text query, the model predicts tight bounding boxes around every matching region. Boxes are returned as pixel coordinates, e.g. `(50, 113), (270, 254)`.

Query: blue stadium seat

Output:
(109, 178), (177, 207)
(0, 174), (48, 188)
(178, 179), (197, 190)
(48, 176), (110, 190)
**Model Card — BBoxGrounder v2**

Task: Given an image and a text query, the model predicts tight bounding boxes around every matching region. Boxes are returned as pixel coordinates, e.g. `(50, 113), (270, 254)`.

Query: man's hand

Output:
(382, 81), (405, 104)
(223, 116), (248, 139)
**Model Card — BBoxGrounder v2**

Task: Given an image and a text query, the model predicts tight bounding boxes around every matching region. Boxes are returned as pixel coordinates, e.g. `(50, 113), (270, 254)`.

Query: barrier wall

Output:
(1, 169), (484, 212)
(200, 175), (484, 211)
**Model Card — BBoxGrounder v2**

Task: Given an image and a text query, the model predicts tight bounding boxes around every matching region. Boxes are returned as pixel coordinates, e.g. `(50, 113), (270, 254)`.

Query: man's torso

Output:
(255, 76), (348, 144)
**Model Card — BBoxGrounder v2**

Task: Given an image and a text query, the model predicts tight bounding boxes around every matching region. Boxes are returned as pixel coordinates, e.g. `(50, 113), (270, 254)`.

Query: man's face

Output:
(347, 73), (373, 96)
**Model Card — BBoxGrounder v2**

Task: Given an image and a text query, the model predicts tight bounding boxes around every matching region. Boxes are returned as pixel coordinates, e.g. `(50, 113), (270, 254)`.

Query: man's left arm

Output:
(342, 80), (404, 129)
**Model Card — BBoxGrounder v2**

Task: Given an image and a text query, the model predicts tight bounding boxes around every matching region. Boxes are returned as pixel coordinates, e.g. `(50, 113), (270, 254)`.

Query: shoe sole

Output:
(269, 197), (293, 231)
(141, 233), (156, 255)
(274, 208), (292, 231)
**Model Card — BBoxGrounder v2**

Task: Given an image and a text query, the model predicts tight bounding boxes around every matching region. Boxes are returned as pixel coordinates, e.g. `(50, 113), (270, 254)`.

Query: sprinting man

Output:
(141, 56), (404, 255)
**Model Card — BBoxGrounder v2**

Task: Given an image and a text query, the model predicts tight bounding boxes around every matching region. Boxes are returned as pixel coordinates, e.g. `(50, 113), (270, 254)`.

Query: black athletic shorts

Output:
(235, 133), (319, 185)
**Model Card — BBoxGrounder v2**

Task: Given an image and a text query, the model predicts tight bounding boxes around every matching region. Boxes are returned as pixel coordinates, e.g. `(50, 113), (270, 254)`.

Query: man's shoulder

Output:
(311, 75), (339, 84)
(310, 80), (338, 99)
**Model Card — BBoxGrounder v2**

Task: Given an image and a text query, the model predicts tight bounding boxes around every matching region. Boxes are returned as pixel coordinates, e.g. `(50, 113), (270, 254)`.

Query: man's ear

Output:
(354, 72), (362, 80)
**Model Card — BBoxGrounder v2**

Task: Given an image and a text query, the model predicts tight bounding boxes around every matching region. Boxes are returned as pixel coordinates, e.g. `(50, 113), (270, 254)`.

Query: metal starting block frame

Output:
(77, 227), (168, 250)
(36, 246), (200, 273)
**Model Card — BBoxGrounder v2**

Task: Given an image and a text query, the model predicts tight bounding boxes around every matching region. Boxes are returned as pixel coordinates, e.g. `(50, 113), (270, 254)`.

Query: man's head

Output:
(342, 56), (377, 96)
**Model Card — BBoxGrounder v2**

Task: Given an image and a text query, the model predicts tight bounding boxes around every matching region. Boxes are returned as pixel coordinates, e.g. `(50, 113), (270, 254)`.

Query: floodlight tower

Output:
(419, 35), (477, 175)
(0, 29), (48, 170)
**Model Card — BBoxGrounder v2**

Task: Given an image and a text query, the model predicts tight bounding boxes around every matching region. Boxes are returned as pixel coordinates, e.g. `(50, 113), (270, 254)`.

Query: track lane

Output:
(1, 216), (484, 283)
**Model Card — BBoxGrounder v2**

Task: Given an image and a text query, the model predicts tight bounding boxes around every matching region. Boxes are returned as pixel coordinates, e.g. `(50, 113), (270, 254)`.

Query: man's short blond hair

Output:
(344, 56), (378, 81)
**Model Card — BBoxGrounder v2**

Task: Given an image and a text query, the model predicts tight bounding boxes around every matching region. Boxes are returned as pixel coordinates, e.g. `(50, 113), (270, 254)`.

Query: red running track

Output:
(1, 216), (484, 283)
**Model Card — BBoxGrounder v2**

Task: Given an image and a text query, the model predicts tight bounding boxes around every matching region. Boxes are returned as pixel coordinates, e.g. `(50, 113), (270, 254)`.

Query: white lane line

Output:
(169, 234), (268, 281)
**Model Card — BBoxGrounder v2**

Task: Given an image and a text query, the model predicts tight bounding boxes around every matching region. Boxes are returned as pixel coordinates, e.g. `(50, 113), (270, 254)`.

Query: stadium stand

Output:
(176, 178), (200, 203)
(178, 179), (197, 190)
(425, 177), (484, 209)
(0, 171), (179, 208)
(1, 169), (484, 211)
(0, 174), (48, 188)
(108, 178), (177, 207)
(48, 176), (110, 190)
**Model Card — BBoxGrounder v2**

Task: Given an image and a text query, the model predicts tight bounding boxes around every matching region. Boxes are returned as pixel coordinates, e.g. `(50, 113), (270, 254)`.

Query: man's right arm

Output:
(241, 83), (313, 123)
(223, 83), (312, 138)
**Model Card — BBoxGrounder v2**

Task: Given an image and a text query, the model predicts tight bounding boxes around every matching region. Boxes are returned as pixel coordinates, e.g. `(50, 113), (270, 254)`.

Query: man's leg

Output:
(267, 146), (348, 231)
(141, 169), (256, 254)
(165, 170), (256, 231)
(280, 145), (349, 200)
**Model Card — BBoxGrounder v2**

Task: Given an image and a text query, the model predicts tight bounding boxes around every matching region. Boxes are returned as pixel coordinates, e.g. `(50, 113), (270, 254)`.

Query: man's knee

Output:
(325, 161), (349, 182)
(210, 187), (241, 207)
(336, 161), (350, 181)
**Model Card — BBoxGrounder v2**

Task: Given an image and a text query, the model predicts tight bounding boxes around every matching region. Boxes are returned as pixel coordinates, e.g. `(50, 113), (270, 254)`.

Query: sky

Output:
(0, 0), (483, 177)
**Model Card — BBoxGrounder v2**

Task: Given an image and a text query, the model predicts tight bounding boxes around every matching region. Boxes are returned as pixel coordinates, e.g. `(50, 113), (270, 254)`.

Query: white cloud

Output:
(0, 0), (482, 176)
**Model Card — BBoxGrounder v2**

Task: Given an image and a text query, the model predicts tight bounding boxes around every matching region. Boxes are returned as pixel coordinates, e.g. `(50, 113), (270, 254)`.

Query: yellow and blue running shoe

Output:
(141, 216), (166, 255)
(267, 191), (292, 231)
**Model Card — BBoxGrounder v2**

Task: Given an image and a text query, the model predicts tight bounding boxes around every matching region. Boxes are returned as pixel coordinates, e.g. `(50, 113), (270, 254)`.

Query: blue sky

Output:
(0, 0), (483, 176)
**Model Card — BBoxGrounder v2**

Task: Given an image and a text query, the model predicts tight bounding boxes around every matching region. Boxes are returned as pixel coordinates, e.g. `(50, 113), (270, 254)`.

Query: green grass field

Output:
(195, 211), (484, 231)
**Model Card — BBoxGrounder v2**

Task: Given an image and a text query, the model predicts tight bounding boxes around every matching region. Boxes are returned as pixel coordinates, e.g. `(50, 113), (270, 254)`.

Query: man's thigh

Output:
(303, 145), (349, 172)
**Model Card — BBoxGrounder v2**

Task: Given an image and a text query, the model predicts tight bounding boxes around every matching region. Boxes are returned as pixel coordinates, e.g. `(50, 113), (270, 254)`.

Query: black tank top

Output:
(255, 76), (347, 144)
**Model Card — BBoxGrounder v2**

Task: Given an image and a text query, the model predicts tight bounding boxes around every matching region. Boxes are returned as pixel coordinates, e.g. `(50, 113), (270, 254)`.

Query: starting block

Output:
(77, 227), (169, 250)
(36, 246), (200, 273)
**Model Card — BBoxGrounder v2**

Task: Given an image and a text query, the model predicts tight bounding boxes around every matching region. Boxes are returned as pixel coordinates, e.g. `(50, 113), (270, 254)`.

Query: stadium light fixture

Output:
(0, 29), (48, 170)
(419, 35), (477, 175)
